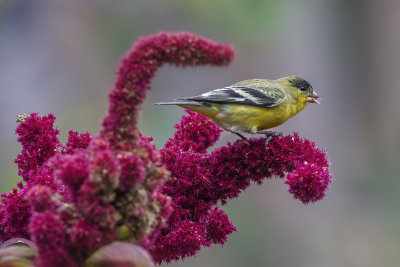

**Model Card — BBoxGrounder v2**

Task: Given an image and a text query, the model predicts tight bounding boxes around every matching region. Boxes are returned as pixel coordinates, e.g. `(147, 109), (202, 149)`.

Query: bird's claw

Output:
(256, 130), (282, 137)
(255, 130), (282, 145)
(233, 132), (247, 141)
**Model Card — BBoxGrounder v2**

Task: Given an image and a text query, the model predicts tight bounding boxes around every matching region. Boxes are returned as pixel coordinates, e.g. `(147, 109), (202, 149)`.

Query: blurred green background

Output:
(1, 1), (399, 266)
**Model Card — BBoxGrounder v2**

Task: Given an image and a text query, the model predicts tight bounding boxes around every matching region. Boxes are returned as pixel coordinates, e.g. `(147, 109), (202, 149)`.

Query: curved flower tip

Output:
(267, 133), (332, 204)
(101, 32), (235, 148)
(85, 242), (155, 267)
(285, 162), (332, 204)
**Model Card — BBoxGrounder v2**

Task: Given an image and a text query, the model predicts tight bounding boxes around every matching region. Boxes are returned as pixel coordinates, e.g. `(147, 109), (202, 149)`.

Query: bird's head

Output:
(279, 76), (320, 104)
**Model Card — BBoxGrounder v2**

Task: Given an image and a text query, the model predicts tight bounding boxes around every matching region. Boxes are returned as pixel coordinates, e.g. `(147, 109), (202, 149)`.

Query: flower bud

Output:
(116, 225), (131, 240)
(0, 238), (37, 267)
(85, 241), (154, 267)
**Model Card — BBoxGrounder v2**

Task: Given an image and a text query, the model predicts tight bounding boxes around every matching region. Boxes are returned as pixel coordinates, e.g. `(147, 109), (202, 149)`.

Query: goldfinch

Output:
(155, 76), (319, 139)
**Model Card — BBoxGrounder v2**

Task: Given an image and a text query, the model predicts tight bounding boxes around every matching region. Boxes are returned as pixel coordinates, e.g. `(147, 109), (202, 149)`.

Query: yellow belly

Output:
(178, 102), (307, 134)
(216, 104), (285, 132)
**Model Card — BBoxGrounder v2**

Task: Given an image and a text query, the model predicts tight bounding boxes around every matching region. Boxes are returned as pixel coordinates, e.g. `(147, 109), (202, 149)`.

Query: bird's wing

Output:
(178, 83), (285, 107)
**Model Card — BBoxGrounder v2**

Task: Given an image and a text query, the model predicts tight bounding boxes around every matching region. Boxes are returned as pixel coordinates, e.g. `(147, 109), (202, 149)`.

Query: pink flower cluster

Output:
(152, 110), (331, 262)
(0, 32), (331, 266)
(1, 114), (61, 244)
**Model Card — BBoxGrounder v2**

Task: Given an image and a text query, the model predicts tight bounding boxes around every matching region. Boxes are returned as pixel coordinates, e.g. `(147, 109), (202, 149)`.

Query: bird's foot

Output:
(256, 130), (282, 138)
(255, 130), (282, 145)
(233, 132), (248, 141)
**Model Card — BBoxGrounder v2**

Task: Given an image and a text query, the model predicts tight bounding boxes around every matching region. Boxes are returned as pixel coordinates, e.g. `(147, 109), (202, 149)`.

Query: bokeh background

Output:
(1, 1), (399, 266)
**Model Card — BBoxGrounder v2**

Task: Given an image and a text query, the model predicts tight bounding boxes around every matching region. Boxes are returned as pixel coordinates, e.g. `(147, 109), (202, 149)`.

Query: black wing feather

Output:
(179, 86), (283, 107)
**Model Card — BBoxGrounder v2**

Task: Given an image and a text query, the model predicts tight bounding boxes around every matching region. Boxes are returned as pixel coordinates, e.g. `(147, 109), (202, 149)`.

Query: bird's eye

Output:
(289, 77), (312, 92)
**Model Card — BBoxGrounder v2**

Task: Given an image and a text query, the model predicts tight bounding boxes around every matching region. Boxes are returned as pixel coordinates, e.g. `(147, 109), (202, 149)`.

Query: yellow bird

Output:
(155, 76), (319, 139)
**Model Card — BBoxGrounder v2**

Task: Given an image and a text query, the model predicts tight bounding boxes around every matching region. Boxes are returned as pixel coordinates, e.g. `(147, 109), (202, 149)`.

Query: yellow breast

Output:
(215, 101), (308, 133)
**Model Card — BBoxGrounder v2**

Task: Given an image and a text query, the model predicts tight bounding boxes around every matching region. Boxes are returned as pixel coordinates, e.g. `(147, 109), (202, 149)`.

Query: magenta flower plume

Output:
(14, 113), (60, 182)
(0, 184), (31, 242)
(152, 111), (332, 263)
(101, 32), (234, 149)
(0, 31), (332, 266)
(1, 114), (62, 243)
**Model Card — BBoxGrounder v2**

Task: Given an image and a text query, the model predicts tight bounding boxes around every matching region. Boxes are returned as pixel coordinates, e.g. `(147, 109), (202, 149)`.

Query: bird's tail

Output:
(153, 101), (201, 106)
(154, 100), (218, 118)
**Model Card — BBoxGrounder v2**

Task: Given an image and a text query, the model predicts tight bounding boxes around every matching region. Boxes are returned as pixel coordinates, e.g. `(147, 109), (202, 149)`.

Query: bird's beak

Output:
(308, 91), (320, 104)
